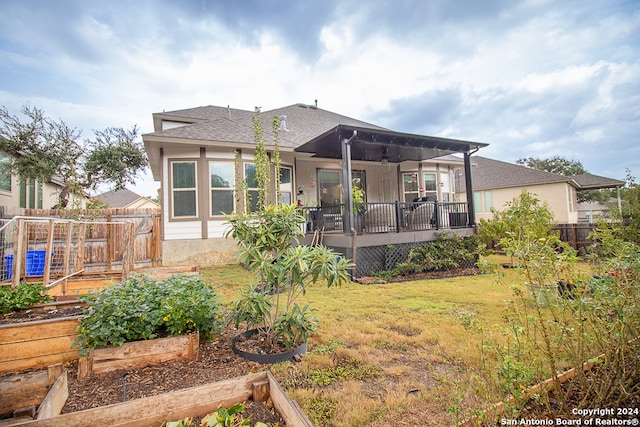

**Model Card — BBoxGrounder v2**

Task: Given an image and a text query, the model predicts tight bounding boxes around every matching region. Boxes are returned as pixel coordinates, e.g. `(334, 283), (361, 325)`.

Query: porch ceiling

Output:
(295, 125), (488, 162)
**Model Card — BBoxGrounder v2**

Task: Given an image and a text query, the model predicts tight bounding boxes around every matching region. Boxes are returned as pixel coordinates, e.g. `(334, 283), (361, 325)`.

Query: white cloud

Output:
(0, 0), (638, 192)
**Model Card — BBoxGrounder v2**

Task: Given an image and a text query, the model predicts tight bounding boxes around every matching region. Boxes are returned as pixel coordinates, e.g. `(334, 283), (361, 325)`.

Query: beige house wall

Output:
(468, 182), (579, 224)
(126, 198), (160, 210)
(0, 179), (64, 209)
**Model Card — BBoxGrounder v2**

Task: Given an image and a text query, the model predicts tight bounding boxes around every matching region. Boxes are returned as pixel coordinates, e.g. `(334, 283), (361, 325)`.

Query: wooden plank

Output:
(0, 335), (78, 362)
(0, 319), (81, 374)
(252, 380), (270, 402)
(0, 317), (81, 344)
(17, 372), (267, 427)
(0, 371), (50, 418)
(0, 416), (34, 426)
(36, 369), (68, 419)
(43, 220), (54, 288)
(46, 364), (63, 385)
(267, 371), (314, 427)
(77, 223), (86, 272)
(78, 332), (199, 379)
(0, 352), (78, 376)
(12, 219), (24, 288)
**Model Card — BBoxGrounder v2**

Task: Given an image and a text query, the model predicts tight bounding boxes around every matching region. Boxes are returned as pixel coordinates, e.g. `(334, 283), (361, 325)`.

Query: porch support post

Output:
(341, 131), (356, 235)
(463, 151), (476, 226)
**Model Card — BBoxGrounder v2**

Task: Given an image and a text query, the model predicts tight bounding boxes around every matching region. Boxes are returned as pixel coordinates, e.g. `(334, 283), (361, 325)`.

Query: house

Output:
(93, 188), (160, 210)
(142, 103), (488, 275)
(571, 173), (624, 222)
(0, 151), (67, 209)
(456, 156), (624, 224)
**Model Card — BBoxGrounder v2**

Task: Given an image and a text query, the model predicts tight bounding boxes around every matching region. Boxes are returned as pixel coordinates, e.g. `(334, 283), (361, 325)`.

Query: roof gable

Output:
(146, 103), (386, 149)
(95, 188), (142, 208)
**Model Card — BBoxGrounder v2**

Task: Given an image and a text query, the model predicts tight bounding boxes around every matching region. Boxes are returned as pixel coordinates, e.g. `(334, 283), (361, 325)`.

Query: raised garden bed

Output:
(78, 331), (200, 379)
(13, 371), (310, 427)
(0, 310), (83, 375)
(0, 364), (68, 425)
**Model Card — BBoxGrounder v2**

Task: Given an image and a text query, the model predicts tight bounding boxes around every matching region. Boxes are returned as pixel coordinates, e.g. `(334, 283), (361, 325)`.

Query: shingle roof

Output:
(570, 173), (624, 189)
(458, 157), (626, 192)
(146, 103), (387, 149)
(158, 105), (255, 122)
(94, 188), (142, 208)
(461, 156), (574, 191)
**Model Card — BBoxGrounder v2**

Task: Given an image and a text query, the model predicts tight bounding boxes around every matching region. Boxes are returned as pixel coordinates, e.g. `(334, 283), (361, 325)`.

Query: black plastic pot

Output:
(231, 328), (308, 363)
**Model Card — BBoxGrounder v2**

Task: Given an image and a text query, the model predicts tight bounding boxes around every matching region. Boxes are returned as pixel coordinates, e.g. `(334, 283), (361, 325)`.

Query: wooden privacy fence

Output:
(0, 208), (162, 287)
(553, 223), (597, 253)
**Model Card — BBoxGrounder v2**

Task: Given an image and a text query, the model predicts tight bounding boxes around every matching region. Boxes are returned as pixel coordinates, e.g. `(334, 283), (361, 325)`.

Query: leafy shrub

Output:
(0, 282), (52, 314)
(468, 192), (640, 420)
(396, 233), (483, 275)
(76, 273), (223, 350)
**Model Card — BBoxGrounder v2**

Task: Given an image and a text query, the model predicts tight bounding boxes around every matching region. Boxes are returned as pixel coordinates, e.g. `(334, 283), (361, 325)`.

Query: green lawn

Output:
(201, 259), (523, 426)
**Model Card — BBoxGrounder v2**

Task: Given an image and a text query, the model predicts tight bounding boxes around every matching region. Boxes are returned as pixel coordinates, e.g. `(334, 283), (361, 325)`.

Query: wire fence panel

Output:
(0, 209), (162, 287)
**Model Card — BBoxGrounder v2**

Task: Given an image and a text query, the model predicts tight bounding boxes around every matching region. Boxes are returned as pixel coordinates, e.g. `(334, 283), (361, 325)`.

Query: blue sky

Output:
(1, 0), (638, 197)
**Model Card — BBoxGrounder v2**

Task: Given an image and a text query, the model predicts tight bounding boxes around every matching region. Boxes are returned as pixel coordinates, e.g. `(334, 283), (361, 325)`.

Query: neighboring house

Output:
(142, 103), (488, 275)
(0, 151), (67, 209)
(94, 188), (160, 210)
(572, 173), (624, 222)
(456, 156), (624, 224)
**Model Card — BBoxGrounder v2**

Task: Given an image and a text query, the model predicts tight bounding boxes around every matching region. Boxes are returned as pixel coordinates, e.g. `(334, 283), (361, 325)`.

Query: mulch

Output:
(0, 320), (287, 426)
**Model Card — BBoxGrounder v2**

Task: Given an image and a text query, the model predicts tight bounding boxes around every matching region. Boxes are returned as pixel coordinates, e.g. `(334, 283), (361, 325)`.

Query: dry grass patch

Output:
(201, 260), (523, 426)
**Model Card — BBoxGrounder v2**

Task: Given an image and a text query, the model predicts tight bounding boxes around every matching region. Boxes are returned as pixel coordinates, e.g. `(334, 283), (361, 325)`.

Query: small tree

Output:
(226, 109), (353, 351)
(472, 191), (639, 420)
(0, 105), (148, 208)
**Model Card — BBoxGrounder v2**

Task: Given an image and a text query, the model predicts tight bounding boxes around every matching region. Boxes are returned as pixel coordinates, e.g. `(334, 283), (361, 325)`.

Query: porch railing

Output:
(301, 201), (470, 234)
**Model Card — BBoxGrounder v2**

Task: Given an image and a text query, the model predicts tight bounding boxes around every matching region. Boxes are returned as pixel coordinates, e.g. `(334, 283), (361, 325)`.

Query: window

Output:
(279, 166), (292, 205)
(423, 173), (437, 193)
(318, 169), (341, 207)
(171, 161), (197, 218)
(402, 172), (419, 202)
(484, 191), (493, 212)
(0, 154), (10, 192)
(211, 161), (235, 215)
(19, 178), (43, 208)
(473, 191), (492, 213)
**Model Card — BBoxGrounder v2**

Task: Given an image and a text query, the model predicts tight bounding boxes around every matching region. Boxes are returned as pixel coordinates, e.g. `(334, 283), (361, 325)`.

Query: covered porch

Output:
(293, 125), (487, 277)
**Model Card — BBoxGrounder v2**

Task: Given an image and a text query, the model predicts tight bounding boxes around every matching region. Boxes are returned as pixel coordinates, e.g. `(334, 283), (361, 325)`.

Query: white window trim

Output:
(170, 160), (198, 219)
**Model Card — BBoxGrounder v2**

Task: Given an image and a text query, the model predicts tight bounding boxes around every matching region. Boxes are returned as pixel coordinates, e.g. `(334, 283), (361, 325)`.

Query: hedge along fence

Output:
(0, 208), (162, 290)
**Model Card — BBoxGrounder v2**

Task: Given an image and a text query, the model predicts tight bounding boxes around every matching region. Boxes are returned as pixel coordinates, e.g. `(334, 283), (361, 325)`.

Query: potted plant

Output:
(352, 185), (366, 233)
(226, 203), (352, 362)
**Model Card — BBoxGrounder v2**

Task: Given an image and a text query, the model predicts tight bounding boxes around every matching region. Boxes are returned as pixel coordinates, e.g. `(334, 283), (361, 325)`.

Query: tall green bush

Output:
(469, 191), (640, 419)
(76, 274), (223, 352)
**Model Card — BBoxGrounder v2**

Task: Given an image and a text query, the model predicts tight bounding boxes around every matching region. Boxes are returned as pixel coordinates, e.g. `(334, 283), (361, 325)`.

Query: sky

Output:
(0, 0), (639, 198)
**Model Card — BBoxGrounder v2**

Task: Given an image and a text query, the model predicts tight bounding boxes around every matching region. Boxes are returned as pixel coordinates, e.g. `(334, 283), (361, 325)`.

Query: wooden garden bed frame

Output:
(0, 364), (68, 425)
(77, 331), (200, 379)
(0, 314), (82, 375)
(13, 371), (312, 427)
